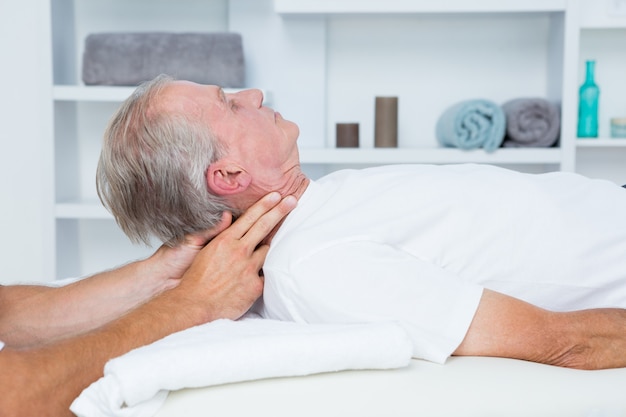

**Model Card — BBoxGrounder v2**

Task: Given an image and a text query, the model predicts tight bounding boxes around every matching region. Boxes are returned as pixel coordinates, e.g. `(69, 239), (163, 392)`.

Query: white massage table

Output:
(156, 357), (626, 417)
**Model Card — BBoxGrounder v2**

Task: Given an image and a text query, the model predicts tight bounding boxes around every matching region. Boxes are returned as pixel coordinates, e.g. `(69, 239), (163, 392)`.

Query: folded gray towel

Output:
(82, 32), (245, 87)
(501, 98), (560, 148)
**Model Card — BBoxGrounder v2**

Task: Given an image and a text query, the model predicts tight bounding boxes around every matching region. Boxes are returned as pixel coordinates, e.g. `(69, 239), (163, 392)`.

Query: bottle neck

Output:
(585, 61), (595, 83)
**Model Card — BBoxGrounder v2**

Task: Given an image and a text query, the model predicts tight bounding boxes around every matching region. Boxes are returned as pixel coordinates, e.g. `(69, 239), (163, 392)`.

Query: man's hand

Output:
(167, 192), (297, 322)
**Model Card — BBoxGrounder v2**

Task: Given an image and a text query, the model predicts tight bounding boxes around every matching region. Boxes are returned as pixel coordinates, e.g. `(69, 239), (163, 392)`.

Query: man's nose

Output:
(233, 89), (264, 107)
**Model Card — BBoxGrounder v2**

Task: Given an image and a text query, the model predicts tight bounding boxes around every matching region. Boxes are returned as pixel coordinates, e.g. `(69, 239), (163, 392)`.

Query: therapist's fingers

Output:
(187, 191), (291, 247)
(183, 211), (233, 248)
(250, 244), (270, 275)
(227, 192), (297, 245)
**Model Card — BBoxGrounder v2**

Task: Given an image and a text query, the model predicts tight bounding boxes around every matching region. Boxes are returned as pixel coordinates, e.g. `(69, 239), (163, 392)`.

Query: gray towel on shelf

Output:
(82, 32), (245, 87)
(435, 99), (506, 153)
(501, 98), (560, 148)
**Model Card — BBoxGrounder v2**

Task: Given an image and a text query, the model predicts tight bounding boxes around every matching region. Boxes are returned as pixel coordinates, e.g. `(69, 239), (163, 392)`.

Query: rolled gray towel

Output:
(501, 98), (560, 148)
(82, 32), (245, 87)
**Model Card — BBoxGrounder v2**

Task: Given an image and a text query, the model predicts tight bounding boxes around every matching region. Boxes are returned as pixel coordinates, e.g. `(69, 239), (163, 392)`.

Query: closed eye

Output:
(219, 88), (240, 111)
(218, 88), (227, 103)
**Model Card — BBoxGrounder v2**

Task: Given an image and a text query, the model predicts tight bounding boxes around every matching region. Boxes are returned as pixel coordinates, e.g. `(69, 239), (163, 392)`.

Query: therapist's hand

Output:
(142, 211), (234, 293)
(141, 191), (294, 296)
(170, 192), (297, 322)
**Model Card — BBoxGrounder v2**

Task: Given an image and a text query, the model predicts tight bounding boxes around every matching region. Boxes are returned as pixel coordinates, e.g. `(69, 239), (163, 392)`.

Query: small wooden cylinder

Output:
(336, 123), (360, 148)
(374, 97), (398, 148)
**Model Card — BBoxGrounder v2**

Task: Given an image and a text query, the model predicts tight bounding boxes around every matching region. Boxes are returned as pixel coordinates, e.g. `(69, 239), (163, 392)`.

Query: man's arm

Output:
(454, 288), (626, 370)
(0, 192), (296, 417)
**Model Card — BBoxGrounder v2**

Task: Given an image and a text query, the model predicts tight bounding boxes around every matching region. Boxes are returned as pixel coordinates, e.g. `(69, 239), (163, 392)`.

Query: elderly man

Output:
(97, 75), (626, 370)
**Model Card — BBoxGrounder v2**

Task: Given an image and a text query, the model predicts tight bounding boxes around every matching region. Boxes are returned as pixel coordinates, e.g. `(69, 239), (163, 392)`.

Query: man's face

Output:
(159, 81), (300, 189)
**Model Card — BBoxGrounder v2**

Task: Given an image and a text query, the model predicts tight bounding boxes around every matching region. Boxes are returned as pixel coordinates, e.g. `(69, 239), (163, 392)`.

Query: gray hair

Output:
(96, 74), (233, 246)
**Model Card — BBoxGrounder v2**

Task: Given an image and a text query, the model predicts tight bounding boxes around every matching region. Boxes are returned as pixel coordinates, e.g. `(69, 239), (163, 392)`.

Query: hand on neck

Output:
(230, 171), (310, 214)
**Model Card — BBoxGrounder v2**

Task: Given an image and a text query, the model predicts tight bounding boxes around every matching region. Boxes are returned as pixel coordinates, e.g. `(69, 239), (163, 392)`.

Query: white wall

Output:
(0, 0), (54, 284)
(229, 0), (327, 149)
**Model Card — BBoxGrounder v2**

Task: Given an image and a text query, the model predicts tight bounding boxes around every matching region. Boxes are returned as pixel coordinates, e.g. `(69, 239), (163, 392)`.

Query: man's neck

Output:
(262, 174), (310, 245)
(284, 172), (310, 201)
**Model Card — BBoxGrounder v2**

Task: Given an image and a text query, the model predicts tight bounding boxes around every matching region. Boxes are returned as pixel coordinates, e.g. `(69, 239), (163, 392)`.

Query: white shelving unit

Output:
(27, 0), (624, 281)
(50, 0), (234, 278)
(276, 0), (578, 173)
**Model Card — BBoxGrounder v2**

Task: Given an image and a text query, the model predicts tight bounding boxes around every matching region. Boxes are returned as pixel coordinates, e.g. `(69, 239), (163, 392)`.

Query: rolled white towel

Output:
(71, 318), (412, 417)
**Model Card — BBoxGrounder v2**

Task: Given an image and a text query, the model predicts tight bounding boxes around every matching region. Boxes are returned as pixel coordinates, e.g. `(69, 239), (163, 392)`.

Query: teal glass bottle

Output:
(577, 60), (600, 138)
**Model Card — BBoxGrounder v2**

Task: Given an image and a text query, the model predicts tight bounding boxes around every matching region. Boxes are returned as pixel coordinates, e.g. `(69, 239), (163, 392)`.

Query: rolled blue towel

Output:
(82, 32), (245, 87)
(435, 99), (506, 153)
(501, 98), (560, 148)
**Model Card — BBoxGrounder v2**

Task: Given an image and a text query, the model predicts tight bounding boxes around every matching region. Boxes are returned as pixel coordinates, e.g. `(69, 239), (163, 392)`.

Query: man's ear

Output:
(206, 161), (252, 196)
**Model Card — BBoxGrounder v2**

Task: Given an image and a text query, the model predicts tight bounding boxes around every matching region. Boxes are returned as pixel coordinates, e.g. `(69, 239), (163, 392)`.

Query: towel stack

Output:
(435, 97), (560, 152)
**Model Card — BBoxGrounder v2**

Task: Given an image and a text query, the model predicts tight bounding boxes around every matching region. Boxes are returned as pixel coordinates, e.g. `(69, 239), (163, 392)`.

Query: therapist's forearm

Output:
(0, 282), (211, 417)
(0, 238), (249, 417)
(0, 258), (172, 348)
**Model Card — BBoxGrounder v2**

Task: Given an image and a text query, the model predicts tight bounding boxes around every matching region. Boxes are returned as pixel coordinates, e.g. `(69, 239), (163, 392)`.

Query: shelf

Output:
(54, 148), (560, 220)
(53, 85), (136, 102)
(298, 148), (562, 165)
(579, 0), (626, 28)
(580, 20), (626, 29)
(274, 0), (567, 14)
(56, 200), (112, 219)
(53, 85), (273, 103)
(576, 138), (626, 147)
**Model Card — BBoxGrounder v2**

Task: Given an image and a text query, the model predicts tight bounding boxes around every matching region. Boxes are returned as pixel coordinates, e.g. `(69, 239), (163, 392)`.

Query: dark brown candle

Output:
(375, 97), (398, 148)
(336, 123), (360, 148)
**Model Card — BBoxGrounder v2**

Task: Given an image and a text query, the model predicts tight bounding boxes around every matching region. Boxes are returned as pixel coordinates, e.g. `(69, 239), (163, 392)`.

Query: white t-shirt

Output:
(260, 164), (626, 363)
